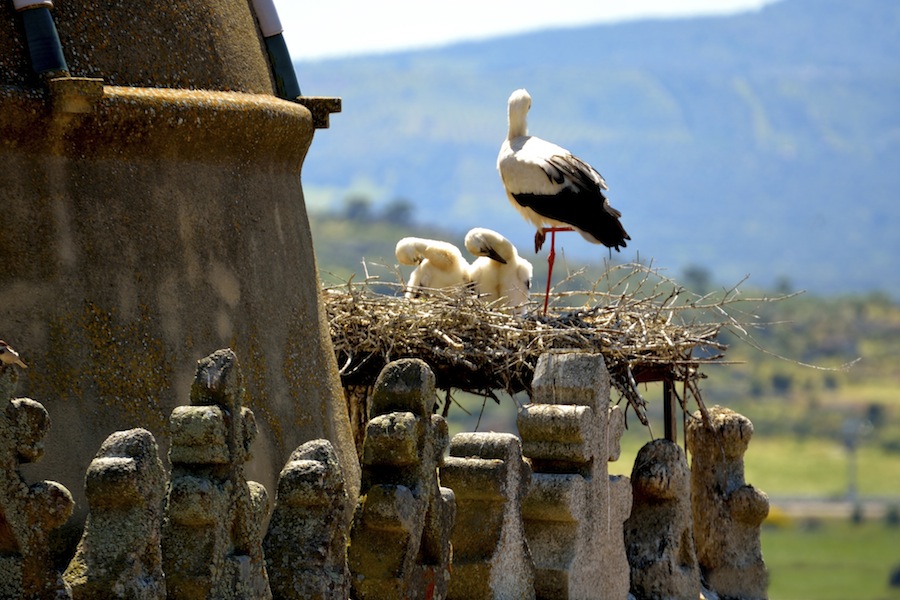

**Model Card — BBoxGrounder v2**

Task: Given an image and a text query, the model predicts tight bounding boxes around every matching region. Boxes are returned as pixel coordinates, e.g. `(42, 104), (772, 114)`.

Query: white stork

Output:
(497, 88), (630, 314)
(395, 237), (470, 298)
(464, 227), (533, 314)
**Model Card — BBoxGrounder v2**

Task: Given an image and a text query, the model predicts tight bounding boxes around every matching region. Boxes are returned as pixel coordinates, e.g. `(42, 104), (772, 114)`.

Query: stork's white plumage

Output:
(464, 227), (533, 313)
(395, 237), (470, 298)
(497, 88), (630, 253)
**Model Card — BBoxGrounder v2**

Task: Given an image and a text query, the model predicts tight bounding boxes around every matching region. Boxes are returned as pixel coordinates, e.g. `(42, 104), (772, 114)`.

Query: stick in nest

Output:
(322, 261), (788, 431)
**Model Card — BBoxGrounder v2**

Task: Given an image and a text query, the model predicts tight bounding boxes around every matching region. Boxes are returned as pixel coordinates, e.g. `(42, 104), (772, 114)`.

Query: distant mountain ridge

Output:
(295, 0), (900, 297)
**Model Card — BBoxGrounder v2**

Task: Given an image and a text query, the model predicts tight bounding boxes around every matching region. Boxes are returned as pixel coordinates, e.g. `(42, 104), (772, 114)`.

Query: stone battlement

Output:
(0, 349), (768, 599)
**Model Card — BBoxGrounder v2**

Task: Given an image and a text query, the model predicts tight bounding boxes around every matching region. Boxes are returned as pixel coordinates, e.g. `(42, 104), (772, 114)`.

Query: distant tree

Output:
(343, 195), (373, 222)
(681, 264), (712, 295)
(382, 198), (415, 226)
(885, 506), (900, 528)
(774, 276), (793, 295)
(771, 372), (793, 394)
(866, 403), (887, 430)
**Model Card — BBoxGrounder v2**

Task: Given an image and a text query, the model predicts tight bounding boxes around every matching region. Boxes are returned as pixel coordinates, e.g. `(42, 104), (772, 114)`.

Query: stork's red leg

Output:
(540, 227), (573, 316)
(542, 230), (556, 315)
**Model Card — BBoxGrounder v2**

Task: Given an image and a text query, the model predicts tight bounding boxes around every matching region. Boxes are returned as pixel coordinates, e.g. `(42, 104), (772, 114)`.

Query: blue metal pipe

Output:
(264, 32), (301, 99)
(15, 2), (68, 77)
(251, 0), (301, 100)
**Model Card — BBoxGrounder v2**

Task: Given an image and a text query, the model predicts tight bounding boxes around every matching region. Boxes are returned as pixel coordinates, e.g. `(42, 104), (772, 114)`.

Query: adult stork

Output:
(464, 227), (533, 314)
(395, 237), (470, 298)
(497, 88), (630, 314)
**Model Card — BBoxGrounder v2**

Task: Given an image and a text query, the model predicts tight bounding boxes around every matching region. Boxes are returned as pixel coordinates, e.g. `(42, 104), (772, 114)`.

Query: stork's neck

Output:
(508, 111), (528, 139)
(494, 238), (516, 263)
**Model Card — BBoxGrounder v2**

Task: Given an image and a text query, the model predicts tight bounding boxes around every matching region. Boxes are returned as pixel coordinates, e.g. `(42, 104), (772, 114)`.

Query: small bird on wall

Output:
(0, 340), (28, 369)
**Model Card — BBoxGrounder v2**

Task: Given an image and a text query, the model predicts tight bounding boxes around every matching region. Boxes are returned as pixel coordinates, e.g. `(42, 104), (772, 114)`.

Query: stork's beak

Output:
(485, 248), (507, 264)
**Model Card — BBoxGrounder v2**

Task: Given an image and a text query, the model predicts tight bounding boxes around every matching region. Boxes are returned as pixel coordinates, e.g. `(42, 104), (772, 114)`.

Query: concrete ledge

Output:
(0, 84), (315, 165)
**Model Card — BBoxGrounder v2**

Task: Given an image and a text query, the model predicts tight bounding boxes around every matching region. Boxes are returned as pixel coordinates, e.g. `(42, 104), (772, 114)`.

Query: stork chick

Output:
(464, 227), (533, 313)
(395, 237), (470, 298)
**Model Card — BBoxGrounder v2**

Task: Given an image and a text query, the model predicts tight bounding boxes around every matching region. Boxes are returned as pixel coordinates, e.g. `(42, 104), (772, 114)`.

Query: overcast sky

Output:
(271, 0), (780, 60)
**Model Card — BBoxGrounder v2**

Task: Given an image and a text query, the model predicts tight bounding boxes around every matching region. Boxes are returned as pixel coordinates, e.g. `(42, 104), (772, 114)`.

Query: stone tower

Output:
(0, 0), (359, 553)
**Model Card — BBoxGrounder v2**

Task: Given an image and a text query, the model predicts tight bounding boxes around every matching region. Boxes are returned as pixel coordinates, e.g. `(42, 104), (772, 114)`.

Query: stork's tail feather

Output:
(589, 207), (630, 251)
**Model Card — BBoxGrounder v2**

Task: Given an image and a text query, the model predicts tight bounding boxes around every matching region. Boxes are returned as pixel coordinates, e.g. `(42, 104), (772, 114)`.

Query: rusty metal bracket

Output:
(294, 96), (341, 129)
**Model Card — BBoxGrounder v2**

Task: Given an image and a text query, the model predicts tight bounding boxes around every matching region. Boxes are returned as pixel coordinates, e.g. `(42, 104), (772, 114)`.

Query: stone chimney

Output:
(0, 0), (358, 556)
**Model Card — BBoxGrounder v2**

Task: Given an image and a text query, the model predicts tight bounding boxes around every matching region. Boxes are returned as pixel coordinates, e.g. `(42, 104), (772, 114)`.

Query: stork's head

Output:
(509, 88), (531, 112)
(507, 88), (531, 137)
(465, 227), (511, 264)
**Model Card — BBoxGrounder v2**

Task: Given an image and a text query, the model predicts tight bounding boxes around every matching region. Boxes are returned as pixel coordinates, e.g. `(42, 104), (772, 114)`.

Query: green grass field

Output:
(763, 519), (900, 600)
(610, 433), (900, 498)
(745, 437), (900, 498)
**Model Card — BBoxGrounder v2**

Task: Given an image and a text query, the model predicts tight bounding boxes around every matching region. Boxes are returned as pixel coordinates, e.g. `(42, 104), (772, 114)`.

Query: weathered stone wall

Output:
(0, 0), (274, 91)
(518, 351), (632, 600)
(64, 428), (167, 600)
(687, 406), (769, 600)
(0, 365), (75, 600)
(625, 439), (699, 600)
(441, 432), (534, 600)
(347, 358), (455, 600)
(1, 349), (770, 599)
